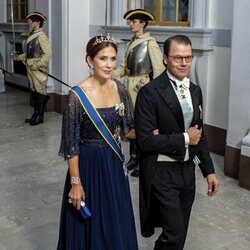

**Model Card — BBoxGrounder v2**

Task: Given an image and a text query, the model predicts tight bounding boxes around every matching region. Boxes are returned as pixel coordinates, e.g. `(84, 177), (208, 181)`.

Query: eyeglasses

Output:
(168, 55), (193, 63)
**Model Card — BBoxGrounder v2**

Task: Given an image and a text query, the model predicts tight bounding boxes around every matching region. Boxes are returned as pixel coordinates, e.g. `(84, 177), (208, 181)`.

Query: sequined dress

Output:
(57, 82), (138, 250)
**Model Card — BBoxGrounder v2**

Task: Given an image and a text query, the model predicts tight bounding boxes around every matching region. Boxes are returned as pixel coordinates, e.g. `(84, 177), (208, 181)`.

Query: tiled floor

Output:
(0, 86), (250, 250)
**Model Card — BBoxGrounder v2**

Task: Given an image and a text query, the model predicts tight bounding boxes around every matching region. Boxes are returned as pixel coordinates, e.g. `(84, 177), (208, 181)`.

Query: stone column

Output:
(110, 0), (127, 25)
(0, 72), (5, 93)
(0, 43), (5, 93)
(190, 0), (209, 28)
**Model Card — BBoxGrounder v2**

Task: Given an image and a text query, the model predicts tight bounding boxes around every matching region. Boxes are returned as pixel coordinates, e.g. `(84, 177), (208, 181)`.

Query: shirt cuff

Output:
(183, 132), (189, 146)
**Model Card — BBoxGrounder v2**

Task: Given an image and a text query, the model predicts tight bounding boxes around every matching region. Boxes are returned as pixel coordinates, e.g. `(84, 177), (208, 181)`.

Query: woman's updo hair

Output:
(86, 35), (117, 66)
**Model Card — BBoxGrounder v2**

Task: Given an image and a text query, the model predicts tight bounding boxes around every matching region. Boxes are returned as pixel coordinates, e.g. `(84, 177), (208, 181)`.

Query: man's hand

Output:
(206, 173), (219, 197)
(30, 63), (39, 71)
(187, 125), (201, 145)
(125, 128), (136, 140)
(11, 52), (19, 61)
(152, 129), (159, 136)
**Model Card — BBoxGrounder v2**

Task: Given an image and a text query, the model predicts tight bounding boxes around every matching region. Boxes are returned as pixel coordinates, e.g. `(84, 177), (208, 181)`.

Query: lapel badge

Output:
(115, 103), (125, 116)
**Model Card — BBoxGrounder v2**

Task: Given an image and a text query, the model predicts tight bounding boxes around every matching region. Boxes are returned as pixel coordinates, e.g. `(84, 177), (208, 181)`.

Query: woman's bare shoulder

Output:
(78, 78), (94, 94)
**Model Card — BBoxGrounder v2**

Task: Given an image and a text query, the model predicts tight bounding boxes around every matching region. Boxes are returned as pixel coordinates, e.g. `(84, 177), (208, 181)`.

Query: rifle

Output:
(39, 69), (71, 88)
(0, 67), (13, 76)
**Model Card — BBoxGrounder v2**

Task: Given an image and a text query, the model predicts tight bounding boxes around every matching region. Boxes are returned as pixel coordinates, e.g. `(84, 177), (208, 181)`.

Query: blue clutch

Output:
(79, 201), (91, 219)
(68, 199), (91, 220)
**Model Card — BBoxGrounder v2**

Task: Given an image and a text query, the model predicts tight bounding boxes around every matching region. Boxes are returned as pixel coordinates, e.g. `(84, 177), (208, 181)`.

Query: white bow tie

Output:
(176, 77), (190, 89)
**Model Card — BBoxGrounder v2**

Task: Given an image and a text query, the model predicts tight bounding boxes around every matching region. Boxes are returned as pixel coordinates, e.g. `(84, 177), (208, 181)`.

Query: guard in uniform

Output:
(112, 9), (165, 177)
(12, 12), (52, 126)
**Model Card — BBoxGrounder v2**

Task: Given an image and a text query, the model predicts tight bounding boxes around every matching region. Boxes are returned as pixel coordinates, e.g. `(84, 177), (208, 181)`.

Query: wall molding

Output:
(46, 92), (67, 114)
(212, 29), (231, 47)
(102, 25), (214, 51)
(89, 25), (231, 49)
(0, 23), (28, 34)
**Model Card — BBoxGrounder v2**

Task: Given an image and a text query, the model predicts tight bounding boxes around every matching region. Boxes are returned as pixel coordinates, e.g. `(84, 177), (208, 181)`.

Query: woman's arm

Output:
(67, 155), (85, 210)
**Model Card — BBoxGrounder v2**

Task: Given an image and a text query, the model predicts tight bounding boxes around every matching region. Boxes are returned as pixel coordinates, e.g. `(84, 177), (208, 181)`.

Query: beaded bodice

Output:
(59, 81), (133, 159)
(79, 106), (122, 147)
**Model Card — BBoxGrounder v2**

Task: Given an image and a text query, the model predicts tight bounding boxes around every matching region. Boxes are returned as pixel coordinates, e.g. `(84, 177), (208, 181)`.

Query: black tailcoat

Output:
(135, 71), (215, 237)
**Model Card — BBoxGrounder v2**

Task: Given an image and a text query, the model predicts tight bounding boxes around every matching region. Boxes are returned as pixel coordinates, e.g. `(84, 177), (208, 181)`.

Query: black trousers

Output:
(152, 161), (196, 250)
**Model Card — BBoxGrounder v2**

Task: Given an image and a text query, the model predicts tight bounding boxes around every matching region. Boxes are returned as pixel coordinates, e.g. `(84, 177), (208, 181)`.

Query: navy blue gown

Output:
(57, 82), (138, 250)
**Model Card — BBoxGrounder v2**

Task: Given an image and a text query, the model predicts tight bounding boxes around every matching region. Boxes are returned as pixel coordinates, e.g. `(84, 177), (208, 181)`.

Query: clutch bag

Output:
(68, 199), (92, 220)
(79, 201), (91, 219)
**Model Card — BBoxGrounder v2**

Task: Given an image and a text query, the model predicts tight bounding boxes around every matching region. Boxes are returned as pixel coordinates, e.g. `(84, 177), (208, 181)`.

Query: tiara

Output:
(92, 34), (117, 47)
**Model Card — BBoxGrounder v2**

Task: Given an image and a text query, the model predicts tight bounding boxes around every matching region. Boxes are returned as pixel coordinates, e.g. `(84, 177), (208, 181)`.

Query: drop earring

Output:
(89, 66), (94, 75)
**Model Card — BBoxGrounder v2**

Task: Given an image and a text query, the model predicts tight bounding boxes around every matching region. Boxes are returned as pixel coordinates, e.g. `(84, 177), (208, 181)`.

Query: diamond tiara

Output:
(92, 34), (117, 47)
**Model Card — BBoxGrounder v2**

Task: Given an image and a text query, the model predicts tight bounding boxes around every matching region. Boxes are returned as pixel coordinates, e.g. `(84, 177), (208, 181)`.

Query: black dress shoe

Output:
(130, 165), (139, 177)
(29, 115), (43, 126)
(126, 157), (138, 171)
(25, 113), (37, 123)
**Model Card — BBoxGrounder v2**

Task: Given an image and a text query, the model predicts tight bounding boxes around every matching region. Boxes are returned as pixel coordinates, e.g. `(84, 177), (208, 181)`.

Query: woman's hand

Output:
(125, 128), (136, 139)
(67, 156), (84, 210)
(152, 129), (159, 136)
(68, 183), (85, 210)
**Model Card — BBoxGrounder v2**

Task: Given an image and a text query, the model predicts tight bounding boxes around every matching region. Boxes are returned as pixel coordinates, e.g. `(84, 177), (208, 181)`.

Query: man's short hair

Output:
(163, 35), (192, 56)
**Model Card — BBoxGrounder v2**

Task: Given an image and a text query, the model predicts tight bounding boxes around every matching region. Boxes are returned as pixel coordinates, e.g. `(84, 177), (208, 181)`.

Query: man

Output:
(12, 12), (52, 126)
(135, 35), (219, 250)
(112, 9), (165, 177)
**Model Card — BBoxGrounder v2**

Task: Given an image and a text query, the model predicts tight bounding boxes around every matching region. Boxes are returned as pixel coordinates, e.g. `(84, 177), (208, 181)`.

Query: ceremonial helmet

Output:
(123, 9), (155, 21)
(25, 12), (47, 27)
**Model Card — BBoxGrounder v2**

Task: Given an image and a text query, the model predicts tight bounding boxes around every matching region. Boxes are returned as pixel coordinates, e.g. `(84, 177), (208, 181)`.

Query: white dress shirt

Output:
(157, 71), (193, 162)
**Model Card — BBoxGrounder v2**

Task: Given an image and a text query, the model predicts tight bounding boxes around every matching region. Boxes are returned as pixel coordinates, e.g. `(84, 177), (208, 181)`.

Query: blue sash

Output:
(71, 86), (124, 162)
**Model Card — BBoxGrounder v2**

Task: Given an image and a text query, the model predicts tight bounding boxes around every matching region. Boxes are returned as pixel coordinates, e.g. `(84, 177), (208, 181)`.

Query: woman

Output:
(57, 35), (138, 250)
